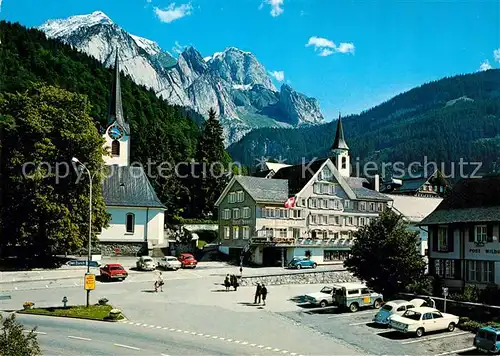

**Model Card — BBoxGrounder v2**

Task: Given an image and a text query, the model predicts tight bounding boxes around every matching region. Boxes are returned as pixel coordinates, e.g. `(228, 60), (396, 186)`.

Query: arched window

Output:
(111, 140), (120, 156)
(341, 156), (347, 169)
(126, 213), (135, 233)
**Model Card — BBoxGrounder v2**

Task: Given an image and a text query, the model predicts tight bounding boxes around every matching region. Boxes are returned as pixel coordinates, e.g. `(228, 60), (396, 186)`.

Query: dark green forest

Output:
(228, 69), (500, 179)
(0, 21), (224, 221)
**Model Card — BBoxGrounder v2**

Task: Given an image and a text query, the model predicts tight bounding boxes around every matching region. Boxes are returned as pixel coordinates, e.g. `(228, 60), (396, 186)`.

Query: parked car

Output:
(288, 256), (317, 269)
(178, 253), (197, 268)
(474, 325), (500, 353)
(99, 263), (128, 281)
(373, 299), (426, 326)
(158, 256), (182, 270)
(304, 286), (335, 307)
(330, 282), (383, 312)
(136, 256), (156, 271)
(389, 307), (459, 337)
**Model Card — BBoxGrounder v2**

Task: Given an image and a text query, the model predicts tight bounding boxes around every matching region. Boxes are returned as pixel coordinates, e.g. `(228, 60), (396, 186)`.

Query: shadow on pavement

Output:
(365, 322), (388, 329)
(457, 350), (481, 355)
(289, 295), (305, 303)
(211, 289), (234, 292)
(141, 290), (157, 293)
(238, 302), (259, 307)
(376, 330), (408, 340)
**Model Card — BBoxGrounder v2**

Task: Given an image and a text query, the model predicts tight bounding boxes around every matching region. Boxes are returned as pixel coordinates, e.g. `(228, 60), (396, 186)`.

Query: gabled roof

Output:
(214, 175), (288, 206)
(271, 158), (328, 195)
(387, 194), (443, 223)
(420, 175), (500, 225)
(102, 165), (165, 209)
(264, 162), (290, 172)
(331, 113), (349, 151)
(108, 50), (130, 134)
(351, 187), (391, 201)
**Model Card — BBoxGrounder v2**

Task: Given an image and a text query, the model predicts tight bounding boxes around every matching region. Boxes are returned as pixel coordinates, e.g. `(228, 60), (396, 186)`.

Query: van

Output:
(331, 282), (384, 312)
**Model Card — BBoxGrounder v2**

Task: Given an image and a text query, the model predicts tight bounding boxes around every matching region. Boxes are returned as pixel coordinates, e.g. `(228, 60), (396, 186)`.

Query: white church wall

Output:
(146, 209), (165, 246)
(98, 207), (147, 243)
(103, 133), (130, 167)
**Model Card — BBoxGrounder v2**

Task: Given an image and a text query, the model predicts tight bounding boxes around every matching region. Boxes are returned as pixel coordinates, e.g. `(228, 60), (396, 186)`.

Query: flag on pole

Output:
(284, 196), (296, 208)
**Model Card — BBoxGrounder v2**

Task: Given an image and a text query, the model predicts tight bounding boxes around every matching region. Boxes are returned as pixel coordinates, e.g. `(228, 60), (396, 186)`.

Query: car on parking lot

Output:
(158, 256), (182, 270)
(99, 263), (128, 281)
(389, 306), (459, 337)
(178, 253), (197, 268)
(304, 286), (335, 307)
(373, 299), (426, 326)
(136, 256), (156, 271)
(331, 282), (384, 312)
(474, 325), (500, 353)
(287, 257), (317, 269)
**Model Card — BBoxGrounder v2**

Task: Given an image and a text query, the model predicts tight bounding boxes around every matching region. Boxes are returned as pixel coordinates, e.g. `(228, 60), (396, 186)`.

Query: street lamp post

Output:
(72, 157), (93, 308)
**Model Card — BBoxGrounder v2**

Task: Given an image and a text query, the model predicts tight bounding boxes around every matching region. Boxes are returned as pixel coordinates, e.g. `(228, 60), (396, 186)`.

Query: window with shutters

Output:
(466, 260), (494, 283)
(437, 227), (448, 252)
(434, 259), (456, 279)
(111, 140), (120, 156)
(475, 225), (487, 243)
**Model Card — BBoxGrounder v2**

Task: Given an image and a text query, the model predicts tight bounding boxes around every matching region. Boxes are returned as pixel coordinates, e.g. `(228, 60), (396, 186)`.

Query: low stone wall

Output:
(98, 243), (146, 257)
(239, 270), (359, 286)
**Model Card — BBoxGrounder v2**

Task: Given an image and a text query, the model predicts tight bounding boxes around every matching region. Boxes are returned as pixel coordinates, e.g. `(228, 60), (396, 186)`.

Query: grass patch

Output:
(18, 304), (123, 321)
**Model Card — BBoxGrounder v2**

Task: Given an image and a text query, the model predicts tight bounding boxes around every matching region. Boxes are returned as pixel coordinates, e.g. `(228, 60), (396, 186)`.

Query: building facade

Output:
(215, 116), (392, 265)
(420, 175), (500, 290)
(97, 52), (166, 255)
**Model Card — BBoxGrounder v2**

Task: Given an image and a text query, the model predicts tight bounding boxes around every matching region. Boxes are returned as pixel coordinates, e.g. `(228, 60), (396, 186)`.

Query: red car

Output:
(99, 263), (128, 281)
(178, 253), (197, 268)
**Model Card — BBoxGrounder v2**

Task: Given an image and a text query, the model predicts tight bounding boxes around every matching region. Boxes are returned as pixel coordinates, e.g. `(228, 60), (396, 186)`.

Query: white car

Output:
(136, 256), (156, 271)
(373, 298), (426, 325)
(304, 286), (334, 308)
(158, 256), (182, 270)
(389, 307), (459, 337)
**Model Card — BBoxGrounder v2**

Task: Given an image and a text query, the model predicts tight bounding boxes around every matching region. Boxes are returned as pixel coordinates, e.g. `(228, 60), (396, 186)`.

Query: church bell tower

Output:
(330, 113), (350, 177)
(103, 50), (130, 167)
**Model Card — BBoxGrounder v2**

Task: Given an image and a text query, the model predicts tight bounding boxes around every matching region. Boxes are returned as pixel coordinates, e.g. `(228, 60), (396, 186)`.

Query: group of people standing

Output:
(224, 274), (239, 291)
(254, 282), (268, 305)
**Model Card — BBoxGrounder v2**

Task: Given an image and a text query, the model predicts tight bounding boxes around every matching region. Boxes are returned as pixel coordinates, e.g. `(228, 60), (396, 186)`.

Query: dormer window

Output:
(111, 140), (120, 156)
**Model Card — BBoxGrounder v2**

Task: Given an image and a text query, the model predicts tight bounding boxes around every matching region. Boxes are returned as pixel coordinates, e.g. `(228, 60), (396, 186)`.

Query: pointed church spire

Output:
(331, 112), (349, 151)
(108, 49), (129, 133)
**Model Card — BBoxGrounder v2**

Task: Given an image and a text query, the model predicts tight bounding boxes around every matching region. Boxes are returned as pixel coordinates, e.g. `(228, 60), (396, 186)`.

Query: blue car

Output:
(373, 299), (425, 326)
(287, 257), (317, 269)
(474, 325), (500, 353)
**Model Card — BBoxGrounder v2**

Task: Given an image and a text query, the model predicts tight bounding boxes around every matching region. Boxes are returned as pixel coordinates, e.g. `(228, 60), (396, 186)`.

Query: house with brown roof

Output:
(420, 174), (500, 290)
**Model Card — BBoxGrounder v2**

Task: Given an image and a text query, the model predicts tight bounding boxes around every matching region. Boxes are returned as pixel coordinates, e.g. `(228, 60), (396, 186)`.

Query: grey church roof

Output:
(331, 114), (349, 151)
(103, 166), (166, 209)
(108, 51), (130, 134)
(235, 175), (288, 203)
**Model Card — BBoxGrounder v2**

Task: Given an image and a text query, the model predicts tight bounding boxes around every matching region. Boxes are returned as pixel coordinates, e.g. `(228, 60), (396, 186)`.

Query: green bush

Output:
(450, 285), (480, 303)
(458, 320), (484, 333)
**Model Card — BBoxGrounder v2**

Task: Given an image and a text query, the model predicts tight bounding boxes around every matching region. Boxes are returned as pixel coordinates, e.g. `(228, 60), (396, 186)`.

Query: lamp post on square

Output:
(72, 157), (94, 307)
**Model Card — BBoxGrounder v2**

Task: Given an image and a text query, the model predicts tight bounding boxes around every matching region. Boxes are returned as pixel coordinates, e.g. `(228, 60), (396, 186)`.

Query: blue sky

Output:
(1, 0), (499, 120)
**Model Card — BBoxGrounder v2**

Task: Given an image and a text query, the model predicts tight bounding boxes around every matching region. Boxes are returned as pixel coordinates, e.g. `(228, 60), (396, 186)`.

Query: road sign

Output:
(84, 273), (96, 290)
(442, 287), (449, 297)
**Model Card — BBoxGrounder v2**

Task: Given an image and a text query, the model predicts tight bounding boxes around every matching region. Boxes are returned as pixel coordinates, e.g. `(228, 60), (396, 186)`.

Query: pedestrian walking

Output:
(254, 283), (262, 304)
(261, 284), (268, 306)
(231, 274), (239, 291)
(224, 274), (231, 292)
(156, 272), (164, 292)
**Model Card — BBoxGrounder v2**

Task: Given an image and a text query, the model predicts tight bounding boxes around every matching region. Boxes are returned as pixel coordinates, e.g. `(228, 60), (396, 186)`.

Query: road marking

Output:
(219, 337), (225, 340)
(163, 327), (169, 330)
(241, 341), (248, 345)
(273, 348), (281, 351)
(401, 331), (469, 344)
(191, 331), (197, 335)
(281, 351), (289, 354)
(265, 346), (272, 350)
(327, 310), (375, 319)
(161, 354), (170, 356)
(67, 336), (91, 341)
(258, 345), (264, 348)
(434, 347), (477, 356)
(156, 326), (162, 329)
(197, 333), (204, 336)
(169, 328), (176, 331)
(227, 339), (233, 342)
(349, 321), (369, 326)
(212, 335), (217, 338)
(24, 331), (47, 335)
(234, 340), (241, 344)
(184, 331), (190, 334)
(149, 325), (155, 328)
(205, 334), (211, 337)
(114, 343), (141, 351)
(176, 329), (183, 332)
(135, 323), (142, 326)
(141, 324), (149, 327)
(250, 343), (256, 347)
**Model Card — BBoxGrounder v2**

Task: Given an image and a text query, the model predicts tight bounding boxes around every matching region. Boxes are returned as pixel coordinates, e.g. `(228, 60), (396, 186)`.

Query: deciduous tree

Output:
(0, 313), (41, 356)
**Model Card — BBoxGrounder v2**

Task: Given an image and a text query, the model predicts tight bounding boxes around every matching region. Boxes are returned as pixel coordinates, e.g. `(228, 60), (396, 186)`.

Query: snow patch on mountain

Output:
(130, 34), (161, 56)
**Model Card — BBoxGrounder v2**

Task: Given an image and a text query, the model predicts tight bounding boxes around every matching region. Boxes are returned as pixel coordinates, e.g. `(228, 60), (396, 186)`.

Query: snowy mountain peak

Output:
(39, 11), (113, 38)
(130, 34), (161, 56)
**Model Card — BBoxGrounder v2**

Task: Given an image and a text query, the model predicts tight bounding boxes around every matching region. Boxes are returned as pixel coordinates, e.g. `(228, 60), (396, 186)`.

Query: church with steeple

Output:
(97, 52), (166, 256)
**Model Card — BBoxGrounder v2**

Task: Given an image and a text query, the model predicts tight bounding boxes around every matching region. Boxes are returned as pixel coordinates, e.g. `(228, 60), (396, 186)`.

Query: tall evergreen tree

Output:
(193, 108), (230, 218)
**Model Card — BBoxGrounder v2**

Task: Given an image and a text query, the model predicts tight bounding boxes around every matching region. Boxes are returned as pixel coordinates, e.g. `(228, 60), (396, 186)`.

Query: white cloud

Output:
(172, 41), (186, 54)
(146, 0), (152, 3)
(0, 0), (3, 13)
(494, 49), (500, 63)
(306, 36), (355, 57)
(269, 70), (285, 81)
(260, 0), (284, 17)
(154, 3), (192, 23)
(479, 60), (492, 71)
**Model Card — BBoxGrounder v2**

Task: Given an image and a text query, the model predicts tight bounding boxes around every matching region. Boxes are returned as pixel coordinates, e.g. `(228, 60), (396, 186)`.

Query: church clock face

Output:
(108, 125), (123, 140)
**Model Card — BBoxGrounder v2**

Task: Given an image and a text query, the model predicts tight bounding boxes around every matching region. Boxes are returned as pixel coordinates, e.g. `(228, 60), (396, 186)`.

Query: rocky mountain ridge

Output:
(39, 11), (324, 145)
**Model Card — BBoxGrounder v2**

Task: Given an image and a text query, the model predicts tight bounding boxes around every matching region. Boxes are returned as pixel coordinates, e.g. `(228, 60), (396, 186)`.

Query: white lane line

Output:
(191, 332), (197, 335)
(212, 335), (217, 338)
(141, 324), (149, 327)
(163, 327), (169, 330)
(241, 341), (248, 345)
(219, 337), (225, 340)
(290, 353), (297, 356)
(149, 325), (155, 328)
(273, 348), (280, 351)
(67, 336), (92, 341)
(349, 321), (370, 326)
(265, 346), (273, 350)
(197, 333), (204, 336)
(135, 323), (142, 326)
(169, 328), (176, 331)
(250, 343), (256, 347)
(234, 340), (241, 344)
(156, 326), (162, 329)
(161, 354), (170, 356)
(184, 331), (190, 334)
(281, 351), (289, 354)
(23, 331), (47, 335)
(258, 345), (264, 348)
(176, 329), (183, 332)
(434, 347), (477, 356)
(227, 338), (233, 342)
(205, 334), (211, 338)
(401, 331), (469, 344)
(114, 343), (141, 351)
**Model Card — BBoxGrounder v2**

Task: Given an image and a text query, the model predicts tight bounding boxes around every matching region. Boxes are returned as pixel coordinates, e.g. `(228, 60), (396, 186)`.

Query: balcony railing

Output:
(250, 236), (355, 247)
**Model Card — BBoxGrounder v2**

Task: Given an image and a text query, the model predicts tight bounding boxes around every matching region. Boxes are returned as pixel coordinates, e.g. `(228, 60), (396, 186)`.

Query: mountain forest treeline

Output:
(0, 21), (229, 259)
(229, 69), (500, 180)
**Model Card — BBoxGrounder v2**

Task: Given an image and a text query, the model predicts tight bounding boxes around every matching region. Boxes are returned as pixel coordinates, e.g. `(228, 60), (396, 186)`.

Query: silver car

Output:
(158, 256), (182, 271)
(136, 256), (156, 271)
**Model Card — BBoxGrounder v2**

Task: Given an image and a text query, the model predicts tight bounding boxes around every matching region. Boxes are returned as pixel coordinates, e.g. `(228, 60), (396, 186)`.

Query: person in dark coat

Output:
(224, 274), (231, 291)
(261, 284), (268, 305)
(254, 283), (262, 304)
(231, 274), (239, 291)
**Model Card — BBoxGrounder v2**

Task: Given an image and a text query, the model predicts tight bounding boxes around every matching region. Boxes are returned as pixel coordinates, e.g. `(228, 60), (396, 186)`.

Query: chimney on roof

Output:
(374, 174), (380, 192)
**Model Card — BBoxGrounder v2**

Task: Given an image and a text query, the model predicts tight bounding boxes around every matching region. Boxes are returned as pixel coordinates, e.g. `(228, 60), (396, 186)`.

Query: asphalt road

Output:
(14, 313), (266, 355)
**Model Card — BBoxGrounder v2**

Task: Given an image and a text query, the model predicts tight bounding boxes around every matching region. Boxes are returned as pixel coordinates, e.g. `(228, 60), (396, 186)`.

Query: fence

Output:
(397, 292), (500, 322)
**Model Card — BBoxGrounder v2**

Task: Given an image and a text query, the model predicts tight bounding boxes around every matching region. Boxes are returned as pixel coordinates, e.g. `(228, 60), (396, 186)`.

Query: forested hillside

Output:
(0, 21), (216, 219)
(228, 69), (500, 177)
